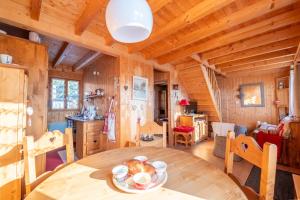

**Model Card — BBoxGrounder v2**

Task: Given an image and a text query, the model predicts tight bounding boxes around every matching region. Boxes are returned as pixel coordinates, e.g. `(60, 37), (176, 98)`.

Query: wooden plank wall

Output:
(83, 55), (120, 149)
(218, 69), (289, 130)
(119, 56), (188, 147)
(119, 56), (154, 147)
(48, 65), (83, 123)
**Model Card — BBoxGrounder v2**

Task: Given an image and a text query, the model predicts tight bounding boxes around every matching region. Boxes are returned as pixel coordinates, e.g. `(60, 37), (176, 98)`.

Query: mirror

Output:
(240, 83), (265, 107)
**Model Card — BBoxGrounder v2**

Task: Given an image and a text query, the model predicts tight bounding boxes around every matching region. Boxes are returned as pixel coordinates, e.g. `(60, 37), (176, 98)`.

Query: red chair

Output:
(173, 126), (194, 147)
(256, 123), (284, 160)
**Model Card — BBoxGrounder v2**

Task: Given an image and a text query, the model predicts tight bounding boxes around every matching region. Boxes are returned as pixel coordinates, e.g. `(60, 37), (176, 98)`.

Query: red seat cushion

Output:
(173, 126), (194, 133)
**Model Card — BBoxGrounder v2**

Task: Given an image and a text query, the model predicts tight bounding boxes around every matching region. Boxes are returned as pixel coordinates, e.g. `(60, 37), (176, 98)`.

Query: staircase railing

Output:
(203, 66), (222, 119)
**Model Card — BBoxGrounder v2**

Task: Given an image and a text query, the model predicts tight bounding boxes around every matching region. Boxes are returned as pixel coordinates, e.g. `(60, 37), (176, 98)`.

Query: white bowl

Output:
(112, 165), (128, 181)
(152, 161), (167, 176)
(0, 54), (12, 64)
(132, 172), (152, 189)
(134, 155), (148, 163)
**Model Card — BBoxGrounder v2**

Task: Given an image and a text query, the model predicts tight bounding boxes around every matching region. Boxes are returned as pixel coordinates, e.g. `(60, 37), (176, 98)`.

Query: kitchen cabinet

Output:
(179, 114), (208, 143)
(75, 120), (105, 159)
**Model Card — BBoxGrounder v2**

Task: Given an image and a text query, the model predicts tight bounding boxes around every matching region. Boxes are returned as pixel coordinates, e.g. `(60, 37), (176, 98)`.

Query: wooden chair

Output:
(293, 174), (300, 199)
(23, 128), (74, 196)
(130, 121), (167, 147)
(225, 131), (277, 200)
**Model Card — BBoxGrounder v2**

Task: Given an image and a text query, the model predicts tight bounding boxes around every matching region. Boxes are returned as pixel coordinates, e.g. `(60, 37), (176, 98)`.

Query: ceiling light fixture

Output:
(105, 0), (153, 43)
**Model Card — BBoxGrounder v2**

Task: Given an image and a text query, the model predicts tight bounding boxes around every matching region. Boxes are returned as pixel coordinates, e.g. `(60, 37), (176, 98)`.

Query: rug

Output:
(245, 166), (295, 200)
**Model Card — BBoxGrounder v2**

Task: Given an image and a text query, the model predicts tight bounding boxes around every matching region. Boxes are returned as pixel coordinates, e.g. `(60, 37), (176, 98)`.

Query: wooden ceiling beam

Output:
(226, 62), (292, 74)
(190, 54), (226, 77)
(53, 42), (72, 67)
(157, 9), (300, 64)
(128, 0), (234, 53)
(209, 37), (300, 65)
(75, 0), (106, 35)
(203, 31), (300, 61)
(218, 47), (297, 69)
(148, 0), (173, 13)
(145, 0), (296, 59)
(73, 51), (102, 71)
(30, 0), (42, 20)
(222, 55), (294, 73)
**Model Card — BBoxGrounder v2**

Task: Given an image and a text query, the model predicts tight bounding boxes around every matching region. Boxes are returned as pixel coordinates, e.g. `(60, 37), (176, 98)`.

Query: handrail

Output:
(203, 66), (222, 118)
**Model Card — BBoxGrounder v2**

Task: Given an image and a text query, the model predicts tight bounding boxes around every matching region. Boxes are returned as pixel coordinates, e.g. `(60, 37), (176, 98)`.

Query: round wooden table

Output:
(25, 147), (247, 200)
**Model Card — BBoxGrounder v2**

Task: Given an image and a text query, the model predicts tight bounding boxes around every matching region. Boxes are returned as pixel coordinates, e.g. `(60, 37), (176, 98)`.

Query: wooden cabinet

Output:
(76, 120), (105, 159)
(0, 65), (27, 200)
(179, 114), (208, 143)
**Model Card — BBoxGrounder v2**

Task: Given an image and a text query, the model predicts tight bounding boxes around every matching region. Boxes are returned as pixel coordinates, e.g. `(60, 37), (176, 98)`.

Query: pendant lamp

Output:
(105, 0), (153, 43)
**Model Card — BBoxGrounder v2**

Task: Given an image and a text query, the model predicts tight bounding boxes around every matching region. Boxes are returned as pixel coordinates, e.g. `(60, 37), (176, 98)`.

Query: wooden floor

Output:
(174, 139), (253, 185)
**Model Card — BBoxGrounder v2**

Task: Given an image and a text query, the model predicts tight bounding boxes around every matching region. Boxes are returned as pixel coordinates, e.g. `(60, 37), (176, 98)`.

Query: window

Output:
(50, 78), (79, 110)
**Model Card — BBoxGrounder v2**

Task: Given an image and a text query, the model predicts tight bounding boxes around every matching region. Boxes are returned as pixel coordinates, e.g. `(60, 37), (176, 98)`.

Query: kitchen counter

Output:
(66, 115), (104, 122)
(70, 118), (106, 159)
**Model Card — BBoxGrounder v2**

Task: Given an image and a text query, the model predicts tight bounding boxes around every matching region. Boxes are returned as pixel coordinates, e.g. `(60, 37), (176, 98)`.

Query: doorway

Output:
(154, 83), (168, 122)
(153, 69), (170, 145)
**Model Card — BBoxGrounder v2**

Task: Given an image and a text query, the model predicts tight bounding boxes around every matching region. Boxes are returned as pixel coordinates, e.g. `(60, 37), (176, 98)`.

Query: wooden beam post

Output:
(72, 51), (102, 71)
(53, 42), (72, 68)
(294, 42), (300, 66)
(30, 0), (42, 20)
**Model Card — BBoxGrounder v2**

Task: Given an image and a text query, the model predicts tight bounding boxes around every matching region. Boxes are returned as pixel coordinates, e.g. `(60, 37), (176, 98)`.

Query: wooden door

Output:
(0, 65), (27, 200)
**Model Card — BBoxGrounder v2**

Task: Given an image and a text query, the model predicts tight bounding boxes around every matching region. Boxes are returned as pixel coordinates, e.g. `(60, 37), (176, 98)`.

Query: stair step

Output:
(178, 66), (222, 122)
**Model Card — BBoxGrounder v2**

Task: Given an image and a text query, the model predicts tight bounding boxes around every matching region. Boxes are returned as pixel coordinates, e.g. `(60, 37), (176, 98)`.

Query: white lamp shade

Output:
(105, 0), (153, 43)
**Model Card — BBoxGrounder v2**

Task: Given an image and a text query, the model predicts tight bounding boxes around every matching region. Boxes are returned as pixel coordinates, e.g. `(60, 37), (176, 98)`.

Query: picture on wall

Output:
(133, 76), (148, 101)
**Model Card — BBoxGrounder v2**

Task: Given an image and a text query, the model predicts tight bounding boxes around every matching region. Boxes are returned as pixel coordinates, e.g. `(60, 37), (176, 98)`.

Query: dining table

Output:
(25, 147), (247, 200)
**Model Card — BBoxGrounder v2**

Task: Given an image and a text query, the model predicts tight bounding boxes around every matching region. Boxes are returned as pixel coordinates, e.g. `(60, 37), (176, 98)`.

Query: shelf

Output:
(85, 94), (104, 99)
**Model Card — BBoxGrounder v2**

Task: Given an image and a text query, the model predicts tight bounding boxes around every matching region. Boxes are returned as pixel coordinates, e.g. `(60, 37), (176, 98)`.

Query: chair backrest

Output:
(225, 131), (277, 200)
(23, 128), (74, 195)
(136, 121), (167, 147)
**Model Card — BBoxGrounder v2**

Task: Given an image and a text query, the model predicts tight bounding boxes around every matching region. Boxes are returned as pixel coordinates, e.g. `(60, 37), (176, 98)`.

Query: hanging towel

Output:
(103, 98), (116, 142)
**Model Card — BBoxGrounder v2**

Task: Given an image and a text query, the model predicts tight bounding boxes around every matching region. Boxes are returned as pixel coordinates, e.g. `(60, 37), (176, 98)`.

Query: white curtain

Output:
(289, 66), (295, 117)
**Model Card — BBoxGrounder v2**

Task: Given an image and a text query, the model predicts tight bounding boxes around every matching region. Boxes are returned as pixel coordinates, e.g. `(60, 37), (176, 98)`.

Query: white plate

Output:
(112, 172), (168, 194)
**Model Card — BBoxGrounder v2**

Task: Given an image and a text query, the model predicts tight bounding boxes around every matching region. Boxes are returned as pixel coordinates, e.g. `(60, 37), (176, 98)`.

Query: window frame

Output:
(49, 77), (81, 111)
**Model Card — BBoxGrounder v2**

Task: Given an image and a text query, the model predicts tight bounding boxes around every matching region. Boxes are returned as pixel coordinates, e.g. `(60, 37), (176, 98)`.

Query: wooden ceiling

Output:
(1, 0), (300, 74)
(42, 36), (102, 70)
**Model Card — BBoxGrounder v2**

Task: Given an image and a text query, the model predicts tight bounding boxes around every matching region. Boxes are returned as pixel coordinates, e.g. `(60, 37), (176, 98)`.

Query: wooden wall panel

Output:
(119, 56), (154, 147)
(0, 35), (48, 139)
(218, 70), (289, 131)
(83, 55), (120, 149)
(119, 56), (188, 147)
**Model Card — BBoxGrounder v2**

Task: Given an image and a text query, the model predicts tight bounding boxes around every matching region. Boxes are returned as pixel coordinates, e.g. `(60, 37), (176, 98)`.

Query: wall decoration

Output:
(133, 76), (148, 101)
(239, 82), (265, 107)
